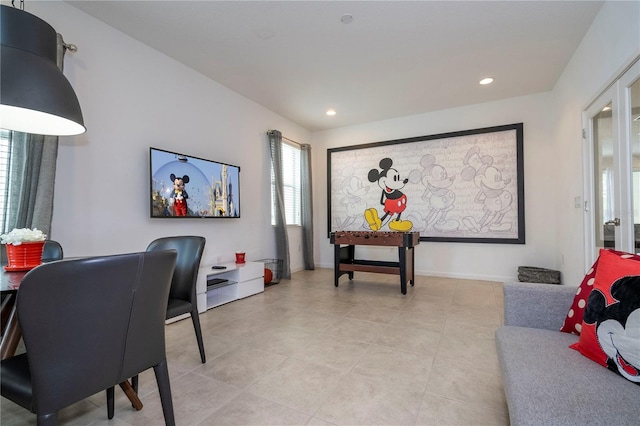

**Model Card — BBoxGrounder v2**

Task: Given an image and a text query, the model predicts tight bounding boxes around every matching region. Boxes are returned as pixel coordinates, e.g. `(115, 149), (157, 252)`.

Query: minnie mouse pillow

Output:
(560, 249), (640, 335)
(570, 249), (640, 385)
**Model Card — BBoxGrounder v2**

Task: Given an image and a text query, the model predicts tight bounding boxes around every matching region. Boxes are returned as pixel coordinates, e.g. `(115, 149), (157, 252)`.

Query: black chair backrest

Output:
(16, 250), (177, 415)
(42, 240), (63, 263)
(146, 236), (205, 303)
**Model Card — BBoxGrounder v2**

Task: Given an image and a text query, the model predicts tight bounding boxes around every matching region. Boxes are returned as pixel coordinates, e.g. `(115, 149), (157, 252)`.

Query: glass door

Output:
(585, 88), (617, 256)
(584, 59), (640, 264)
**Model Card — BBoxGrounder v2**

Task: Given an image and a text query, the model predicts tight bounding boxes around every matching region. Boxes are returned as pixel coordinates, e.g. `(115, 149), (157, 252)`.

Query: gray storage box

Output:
(517, 266), (561, 284)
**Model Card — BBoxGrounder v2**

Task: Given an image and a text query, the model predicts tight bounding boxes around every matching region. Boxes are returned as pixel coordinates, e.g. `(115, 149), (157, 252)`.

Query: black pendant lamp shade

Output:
(1, 5), (85, 136)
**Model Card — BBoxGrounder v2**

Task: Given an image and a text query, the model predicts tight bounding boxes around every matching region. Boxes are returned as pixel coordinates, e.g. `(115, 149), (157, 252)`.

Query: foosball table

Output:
(329, 231), (420, 294)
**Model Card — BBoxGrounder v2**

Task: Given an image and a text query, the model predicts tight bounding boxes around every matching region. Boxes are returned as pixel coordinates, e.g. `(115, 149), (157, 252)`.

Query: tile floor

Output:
(1, 268), (510, 425)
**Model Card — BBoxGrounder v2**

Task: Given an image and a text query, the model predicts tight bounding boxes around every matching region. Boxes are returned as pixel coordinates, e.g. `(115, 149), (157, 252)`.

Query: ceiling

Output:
(64, 1), (604, 132)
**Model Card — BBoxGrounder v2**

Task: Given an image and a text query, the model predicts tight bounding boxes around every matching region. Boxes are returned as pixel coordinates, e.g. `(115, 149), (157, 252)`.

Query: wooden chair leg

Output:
(118, 380), (143, 411)
(1, 294), (15, 335)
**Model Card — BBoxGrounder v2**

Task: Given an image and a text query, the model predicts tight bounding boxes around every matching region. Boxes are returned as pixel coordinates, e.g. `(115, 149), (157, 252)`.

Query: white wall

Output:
(24, 1), (640, 284)
(28, 1), (310, 270)
(551, 0), (640, 287)
(312, 0), (640, 285)
(312, 93), (556, 282)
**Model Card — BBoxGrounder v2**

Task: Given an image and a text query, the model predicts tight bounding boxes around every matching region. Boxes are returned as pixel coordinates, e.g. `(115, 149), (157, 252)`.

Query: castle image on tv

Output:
(211, 164), (236, 216)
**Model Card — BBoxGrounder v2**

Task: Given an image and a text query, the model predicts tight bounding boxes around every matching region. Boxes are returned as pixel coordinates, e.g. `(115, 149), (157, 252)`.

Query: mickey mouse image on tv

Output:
(364, 157), (413, 232)
(169, 173), (189, 216)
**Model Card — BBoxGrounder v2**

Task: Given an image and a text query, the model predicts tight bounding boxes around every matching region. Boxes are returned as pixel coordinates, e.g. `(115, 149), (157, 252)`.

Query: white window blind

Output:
(271, 142), (301, 226)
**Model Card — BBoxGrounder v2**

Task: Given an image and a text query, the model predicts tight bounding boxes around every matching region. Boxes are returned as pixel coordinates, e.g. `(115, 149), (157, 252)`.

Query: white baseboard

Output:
(312, 262), (515, 283)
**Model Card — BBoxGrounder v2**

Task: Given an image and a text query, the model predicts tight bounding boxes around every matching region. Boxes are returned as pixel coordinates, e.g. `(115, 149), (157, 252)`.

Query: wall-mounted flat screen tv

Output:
(150, 147), (240, 218)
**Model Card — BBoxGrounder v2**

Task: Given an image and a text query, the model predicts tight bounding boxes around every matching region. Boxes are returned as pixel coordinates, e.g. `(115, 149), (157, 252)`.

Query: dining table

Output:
(1, 266), (144, 410)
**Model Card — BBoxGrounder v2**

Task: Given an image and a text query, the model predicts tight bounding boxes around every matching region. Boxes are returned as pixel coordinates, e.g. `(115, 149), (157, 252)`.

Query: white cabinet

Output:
(196, 261), (264, 312)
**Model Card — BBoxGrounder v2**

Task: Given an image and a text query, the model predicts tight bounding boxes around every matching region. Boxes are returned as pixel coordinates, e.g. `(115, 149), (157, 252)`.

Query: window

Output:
(271, 142), (301, 225)
(0, 130), (10, 231)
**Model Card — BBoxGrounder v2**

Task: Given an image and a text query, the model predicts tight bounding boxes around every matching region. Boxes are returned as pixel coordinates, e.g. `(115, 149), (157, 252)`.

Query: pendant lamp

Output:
(0, 4), (86, 136)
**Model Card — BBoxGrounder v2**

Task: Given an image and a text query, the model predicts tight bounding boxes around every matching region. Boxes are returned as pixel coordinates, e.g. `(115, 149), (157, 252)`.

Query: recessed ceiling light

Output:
(602, 106), (612, 111)
(479, 77), (494, 85)
(326, 109), (336, 116)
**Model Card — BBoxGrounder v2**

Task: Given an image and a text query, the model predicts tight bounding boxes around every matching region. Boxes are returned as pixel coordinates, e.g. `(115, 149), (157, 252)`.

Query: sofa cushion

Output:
(496, 326), (640, 425)
(560, 249), (640, 335)
(503, 282), (576, 330)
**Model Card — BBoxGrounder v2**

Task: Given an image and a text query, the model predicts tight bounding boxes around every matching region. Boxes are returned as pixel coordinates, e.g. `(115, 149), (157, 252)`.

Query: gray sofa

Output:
(495, 282), (640, 426)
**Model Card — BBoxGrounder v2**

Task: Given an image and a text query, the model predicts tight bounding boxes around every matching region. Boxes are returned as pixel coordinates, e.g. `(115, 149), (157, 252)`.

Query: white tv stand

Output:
(196, 261), (264, 312)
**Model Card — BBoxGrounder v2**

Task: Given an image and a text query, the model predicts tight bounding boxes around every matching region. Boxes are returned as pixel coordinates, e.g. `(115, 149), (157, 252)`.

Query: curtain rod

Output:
(267, 130), (302, 146)
(283, 136), (301, 146)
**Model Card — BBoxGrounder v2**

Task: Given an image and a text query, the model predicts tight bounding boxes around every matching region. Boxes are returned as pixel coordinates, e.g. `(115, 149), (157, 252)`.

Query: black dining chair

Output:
(0, 251), (178, 426)
(146, 236), (207, 364)
(41, 240), (63, 262)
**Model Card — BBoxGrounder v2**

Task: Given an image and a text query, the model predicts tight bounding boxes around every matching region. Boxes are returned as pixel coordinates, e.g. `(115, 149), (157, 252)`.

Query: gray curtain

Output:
(300, 144), (314, 270)
(1, 34), (65, 236)
(4, 132), (58, 235)
(268, 130), (291, 279)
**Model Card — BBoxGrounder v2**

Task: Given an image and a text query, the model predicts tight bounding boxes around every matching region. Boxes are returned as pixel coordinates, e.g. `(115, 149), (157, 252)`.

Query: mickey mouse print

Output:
(328, 123), (524, 244)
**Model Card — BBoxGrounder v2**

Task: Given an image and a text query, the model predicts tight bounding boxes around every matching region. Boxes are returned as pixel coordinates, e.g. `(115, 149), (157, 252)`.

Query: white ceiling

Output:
(64, 0), (604, 132)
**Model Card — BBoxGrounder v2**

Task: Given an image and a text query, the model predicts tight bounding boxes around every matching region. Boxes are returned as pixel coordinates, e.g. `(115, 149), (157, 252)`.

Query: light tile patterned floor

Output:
(1, 268), (510, 425)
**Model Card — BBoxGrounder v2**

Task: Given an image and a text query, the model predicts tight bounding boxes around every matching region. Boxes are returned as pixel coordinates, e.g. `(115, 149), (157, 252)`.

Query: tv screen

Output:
(150, 147), (240, 218)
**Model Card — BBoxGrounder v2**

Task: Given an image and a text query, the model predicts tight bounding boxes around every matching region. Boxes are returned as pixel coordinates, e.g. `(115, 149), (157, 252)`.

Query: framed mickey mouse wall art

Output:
(327, 123), (524, 244)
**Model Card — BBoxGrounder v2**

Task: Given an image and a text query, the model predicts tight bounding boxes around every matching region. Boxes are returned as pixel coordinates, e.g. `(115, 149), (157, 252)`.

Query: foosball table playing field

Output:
(329, 231), (420, 294)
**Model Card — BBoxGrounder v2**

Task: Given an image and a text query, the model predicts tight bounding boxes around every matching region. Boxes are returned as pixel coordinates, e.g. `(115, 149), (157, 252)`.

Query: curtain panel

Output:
(4, 132), (58, 235)
(268, 130), (291, 279)
(300, 144), (314, 270)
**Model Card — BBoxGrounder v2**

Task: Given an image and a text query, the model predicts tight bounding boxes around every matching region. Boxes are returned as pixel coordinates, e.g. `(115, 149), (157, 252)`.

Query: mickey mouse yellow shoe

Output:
(364, 208), (382, 231)
(389, 219), (413, 232)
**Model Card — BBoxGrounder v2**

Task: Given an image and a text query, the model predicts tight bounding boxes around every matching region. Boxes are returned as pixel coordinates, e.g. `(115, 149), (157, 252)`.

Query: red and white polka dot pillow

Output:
(560, 249), (640, 335)
(560, 263), (597, 334)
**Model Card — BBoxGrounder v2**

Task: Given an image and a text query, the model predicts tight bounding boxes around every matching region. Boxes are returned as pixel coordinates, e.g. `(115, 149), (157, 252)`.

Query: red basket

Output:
(4, 241), (45, 271)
